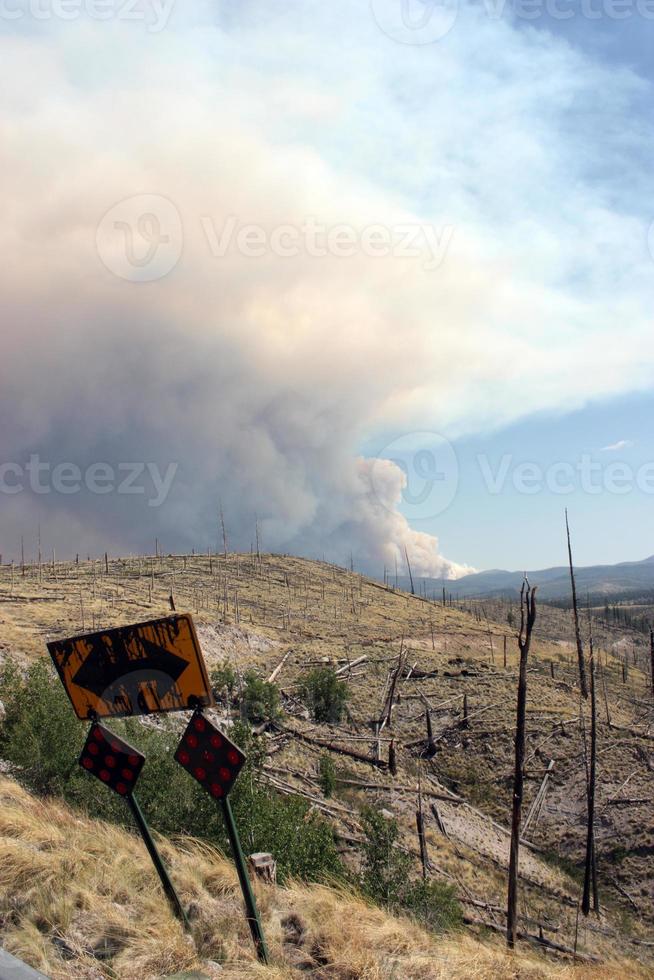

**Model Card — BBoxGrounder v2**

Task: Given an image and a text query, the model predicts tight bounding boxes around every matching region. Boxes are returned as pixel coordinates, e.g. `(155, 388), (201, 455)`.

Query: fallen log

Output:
(334, 655), (367, 676)
(462, 916), (598, 961)
(278, 725), (388, 769)
(267, 650), (291, 684)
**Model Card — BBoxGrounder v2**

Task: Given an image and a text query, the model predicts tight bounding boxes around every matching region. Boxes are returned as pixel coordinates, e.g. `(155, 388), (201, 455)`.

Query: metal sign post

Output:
(220, 795), (269, 963)
(125, 792), (190, 931)
(174, 711), (269, 963)
(79, 723), (189, 931)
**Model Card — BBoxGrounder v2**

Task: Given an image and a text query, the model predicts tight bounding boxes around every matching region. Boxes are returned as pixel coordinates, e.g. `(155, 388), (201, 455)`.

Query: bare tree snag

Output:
(582, 607), (599, 915)
(404, 547), (415, 596)
(565, 510), (589, 699)
(219, 501), (228, 558)
(507, 579), (537, 950)
(388, 739), (397, 775)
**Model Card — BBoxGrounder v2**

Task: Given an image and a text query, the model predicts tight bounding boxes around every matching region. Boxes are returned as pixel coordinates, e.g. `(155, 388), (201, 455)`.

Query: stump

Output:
(248, 852), (277, 884)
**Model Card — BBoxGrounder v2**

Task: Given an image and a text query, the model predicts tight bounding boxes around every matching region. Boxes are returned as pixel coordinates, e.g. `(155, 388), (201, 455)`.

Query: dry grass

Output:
(0, 776), (647, 980)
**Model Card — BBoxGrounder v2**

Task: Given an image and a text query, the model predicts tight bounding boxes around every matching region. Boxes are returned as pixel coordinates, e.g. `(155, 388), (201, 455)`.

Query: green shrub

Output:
(210, 660), (237, 699)
(0, 658), (340, 884)
(300, 667), (349, 724)
(359, 806), (461, 933)
(318, 753), (336, 798)
(240, 671), (280, 723)
(360, 805), (412, 906)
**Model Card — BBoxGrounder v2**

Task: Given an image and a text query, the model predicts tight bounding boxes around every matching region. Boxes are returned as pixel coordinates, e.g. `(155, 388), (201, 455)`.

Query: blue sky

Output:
(1, 1), (654, 575)
(368, 390), (654, 570)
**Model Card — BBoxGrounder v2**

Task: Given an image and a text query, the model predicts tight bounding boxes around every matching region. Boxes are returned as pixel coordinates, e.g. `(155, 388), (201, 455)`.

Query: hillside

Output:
(0, 552), (653, 977)
(0, 775), (647, 980)
(407, 555), (654, 602)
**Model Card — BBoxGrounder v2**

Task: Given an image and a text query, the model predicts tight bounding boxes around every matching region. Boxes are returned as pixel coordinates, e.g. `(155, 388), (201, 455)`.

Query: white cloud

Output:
(600, 440), (635, 452)
(1, 4), (653, 574)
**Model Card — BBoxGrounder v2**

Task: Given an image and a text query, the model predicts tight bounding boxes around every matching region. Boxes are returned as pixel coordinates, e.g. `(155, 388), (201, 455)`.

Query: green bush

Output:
(0, 658), (340, 884)
(359, 807), (461, 933)
(300, 667), (349, 724)
(318, 753), (336, 798)
(210, 660), (236, 699)
(240, 671), (280, 724)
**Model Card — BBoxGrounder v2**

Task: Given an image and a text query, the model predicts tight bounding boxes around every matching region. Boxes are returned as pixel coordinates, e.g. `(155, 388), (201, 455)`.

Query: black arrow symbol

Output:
(72, 630), (188, 710)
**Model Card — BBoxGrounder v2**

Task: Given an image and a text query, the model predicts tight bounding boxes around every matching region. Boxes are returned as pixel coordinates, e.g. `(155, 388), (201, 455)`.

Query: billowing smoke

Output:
(1, 5), (653, 576)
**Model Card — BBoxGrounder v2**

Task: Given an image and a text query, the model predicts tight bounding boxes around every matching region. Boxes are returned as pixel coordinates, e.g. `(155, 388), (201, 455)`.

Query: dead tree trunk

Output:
(405, 547), (415, 596)
(507, 580), (537, 950)
(582, 610), (599, 915)
(565, 510), (589, 698)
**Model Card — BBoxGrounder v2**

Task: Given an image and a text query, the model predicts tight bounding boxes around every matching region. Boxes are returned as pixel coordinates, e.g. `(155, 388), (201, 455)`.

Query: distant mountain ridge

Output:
(403, 555), (654, 602)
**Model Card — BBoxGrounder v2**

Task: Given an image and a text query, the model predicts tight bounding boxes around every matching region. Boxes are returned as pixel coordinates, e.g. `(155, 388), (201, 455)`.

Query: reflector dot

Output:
(88, 742), (100, 756)
(186, 734), (199, 748)
(93, 728), (105, 741)
(128, 755), (140, 767)
(219, 767), (231, 782)
(82, 757), (94, 770)
(99, 769), (110, 782)
(227, 750), (240, 765)
(116, 782), (128, 795)
(121, 768), (134, 781)
(194, 766), (207, 781)
(210, 734), (222, 749)
(177, 750), (190, 765)
(210, 783), (224, 798)
(193, 717), (206, 732)
(105, 755), (117, 768)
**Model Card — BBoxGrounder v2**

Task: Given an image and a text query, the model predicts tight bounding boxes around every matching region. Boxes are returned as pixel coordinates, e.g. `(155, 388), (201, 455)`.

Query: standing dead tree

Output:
(219, 501), (228, 559)
(507, 579), (537, 950)
(582, 605), (600, 915)
(565, 510), (589, 699)
(404, 547), (415, 596)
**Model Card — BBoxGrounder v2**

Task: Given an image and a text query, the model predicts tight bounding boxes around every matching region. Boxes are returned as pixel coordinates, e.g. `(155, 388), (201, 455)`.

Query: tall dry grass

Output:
(0, 776), (647, 979)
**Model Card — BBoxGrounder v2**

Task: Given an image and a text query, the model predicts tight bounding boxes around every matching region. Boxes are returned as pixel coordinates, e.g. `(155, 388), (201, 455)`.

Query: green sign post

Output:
(174, 711), (269, 963)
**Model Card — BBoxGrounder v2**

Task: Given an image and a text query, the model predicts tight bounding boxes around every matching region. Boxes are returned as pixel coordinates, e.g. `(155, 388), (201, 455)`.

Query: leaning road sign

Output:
(174, 710), (246, 799)
(79, 721), (189, 929)
(48, 614), (214, 719)
(174, 711), (268, 963)
(79, 722), (145, 796)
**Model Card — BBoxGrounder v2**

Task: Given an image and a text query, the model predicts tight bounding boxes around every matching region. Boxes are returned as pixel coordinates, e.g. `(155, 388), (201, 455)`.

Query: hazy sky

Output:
(1, 1), (653, 575)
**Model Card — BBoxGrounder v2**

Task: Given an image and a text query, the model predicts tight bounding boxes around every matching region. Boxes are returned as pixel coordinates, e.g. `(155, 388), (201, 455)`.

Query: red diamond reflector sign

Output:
(174, 712), (246, 799)
(79, 723), (145, 796)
